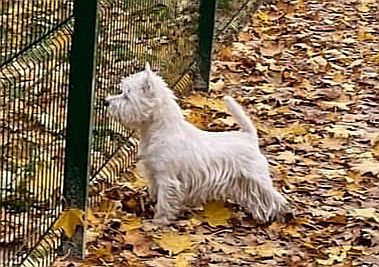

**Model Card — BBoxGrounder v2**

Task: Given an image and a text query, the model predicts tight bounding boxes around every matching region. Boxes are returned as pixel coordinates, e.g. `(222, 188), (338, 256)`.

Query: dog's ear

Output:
(143, 72), (155, 98)
(145, 62), (151, 71)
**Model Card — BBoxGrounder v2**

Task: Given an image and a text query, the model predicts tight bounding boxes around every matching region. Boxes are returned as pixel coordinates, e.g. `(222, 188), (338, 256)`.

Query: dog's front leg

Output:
(153, 179), (184, 226)
(137, 161), (158, 201)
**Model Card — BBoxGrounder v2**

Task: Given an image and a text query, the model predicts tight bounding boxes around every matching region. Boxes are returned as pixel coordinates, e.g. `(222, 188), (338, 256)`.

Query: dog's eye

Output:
(123, 94), (129, 100)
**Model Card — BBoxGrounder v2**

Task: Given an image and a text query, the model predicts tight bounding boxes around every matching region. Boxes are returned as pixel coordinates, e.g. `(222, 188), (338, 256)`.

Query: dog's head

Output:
(105, 63), (176, 130)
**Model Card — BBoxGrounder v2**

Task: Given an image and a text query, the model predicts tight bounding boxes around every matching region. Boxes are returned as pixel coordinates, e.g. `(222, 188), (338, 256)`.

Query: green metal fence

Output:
(0, 0), (262, 266)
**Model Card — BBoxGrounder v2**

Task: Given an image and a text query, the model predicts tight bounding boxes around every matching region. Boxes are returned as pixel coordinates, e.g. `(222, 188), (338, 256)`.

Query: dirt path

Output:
(55, 0), (379, 266)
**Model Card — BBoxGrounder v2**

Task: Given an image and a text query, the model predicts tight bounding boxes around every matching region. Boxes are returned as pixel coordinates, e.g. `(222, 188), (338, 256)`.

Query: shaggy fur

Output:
(105, 63), (290, 225)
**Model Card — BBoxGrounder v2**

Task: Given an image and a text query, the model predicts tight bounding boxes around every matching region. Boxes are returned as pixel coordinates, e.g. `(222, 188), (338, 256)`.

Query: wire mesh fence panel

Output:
(0, 0), (263, 265)
(89, 0), (200, 200)
(198, 0), (265, 89)
(215, 0), (258, 35)
(0, 1), (73, 266)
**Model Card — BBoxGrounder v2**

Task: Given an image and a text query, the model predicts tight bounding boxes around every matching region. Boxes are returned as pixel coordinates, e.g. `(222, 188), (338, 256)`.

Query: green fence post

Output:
(63, 0), (98, 258)
(198, 0), (217, 91)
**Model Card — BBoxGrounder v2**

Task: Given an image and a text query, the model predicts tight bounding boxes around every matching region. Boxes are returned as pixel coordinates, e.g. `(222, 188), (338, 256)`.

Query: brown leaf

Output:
(125, 231), (155, 257)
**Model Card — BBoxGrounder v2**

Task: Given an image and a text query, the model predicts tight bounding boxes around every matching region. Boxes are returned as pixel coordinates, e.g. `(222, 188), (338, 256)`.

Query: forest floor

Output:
(55, 0), (379, 266)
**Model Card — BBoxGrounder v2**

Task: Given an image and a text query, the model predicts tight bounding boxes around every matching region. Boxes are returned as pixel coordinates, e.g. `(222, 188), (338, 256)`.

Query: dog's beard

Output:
(107, 96), (156, 130)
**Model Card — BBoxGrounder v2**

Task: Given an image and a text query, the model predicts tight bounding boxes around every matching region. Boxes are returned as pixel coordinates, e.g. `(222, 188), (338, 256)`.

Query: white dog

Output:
(105, 63), (290, 225)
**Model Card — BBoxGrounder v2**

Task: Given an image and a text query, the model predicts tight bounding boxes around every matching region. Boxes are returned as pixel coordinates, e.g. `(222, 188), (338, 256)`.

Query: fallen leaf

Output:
(319, 101), (352, 111)
(325, 125), (351, 138)
(219, 46), (233, 61)
(213, 116), (236, 127)
(120, 215), (142, 232)
(238, 32), (252, 42)
(203, 201), (232, 227)
(349, 208), (379, 223)
(53, 209), (84, 238)
(210, 79), (225, 91)
(277, 151), (297, 163)
(372, 140), (379, 158)
(260, 44), (283, 57)
(245, 241), (287, 258)
(175, 253), (195, 267)
(357, 2), (370, 12)
(126, 231), (155, 257)
(182, 109), (207, 129)
(154, 232), (194, 255)
(185, 95), (227, 113)
(94, 243), (114, 262)
(351, 159), (379, 176)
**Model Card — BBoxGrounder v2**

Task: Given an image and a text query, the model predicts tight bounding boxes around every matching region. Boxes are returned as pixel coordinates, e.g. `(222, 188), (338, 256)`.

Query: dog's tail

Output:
(223, 96), (258, 139)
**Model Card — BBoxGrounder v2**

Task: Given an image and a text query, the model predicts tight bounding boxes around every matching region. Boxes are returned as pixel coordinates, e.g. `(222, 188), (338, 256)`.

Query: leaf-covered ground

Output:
(55, 0), (379, 266)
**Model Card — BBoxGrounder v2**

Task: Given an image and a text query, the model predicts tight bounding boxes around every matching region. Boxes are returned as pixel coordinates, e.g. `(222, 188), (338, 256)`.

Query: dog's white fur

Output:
(106, 63), (290, 225)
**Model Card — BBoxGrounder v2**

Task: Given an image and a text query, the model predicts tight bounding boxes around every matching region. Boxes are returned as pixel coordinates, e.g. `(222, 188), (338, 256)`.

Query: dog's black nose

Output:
(104, 100), (109, 107)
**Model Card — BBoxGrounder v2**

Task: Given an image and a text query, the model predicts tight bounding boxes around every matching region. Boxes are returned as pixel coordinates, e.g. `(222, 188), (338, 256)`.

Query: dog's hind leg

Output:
(231, 175), (290, 223)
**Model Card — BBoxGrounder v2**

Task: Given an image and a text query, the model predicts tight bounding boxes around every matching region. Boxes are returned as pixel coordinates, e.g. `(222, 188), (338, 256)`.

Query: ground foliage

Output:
(55, 0), (379, 266)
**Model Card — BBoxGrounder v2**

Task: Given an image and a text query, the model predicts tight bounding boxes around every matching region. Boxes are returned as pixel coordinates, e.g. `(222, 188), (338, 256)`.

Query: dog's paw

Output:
(278, 207), (296, 223)
(153, 216), (173, 226)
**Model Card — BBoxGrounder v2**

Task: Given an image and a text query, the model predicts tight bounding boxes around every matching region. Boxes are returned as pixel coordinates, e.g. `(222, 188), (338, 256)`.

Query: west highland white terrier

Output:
(105, 63), (291, 225)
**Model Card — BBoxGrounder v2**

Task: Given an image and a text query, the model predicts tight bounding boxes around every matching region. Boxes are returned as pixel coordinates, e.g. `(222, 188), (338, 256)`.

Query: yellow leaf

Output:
(154, 232), (194, 255)
(267, 106), (290, 116)
(182, 109), (207, 129)
(120, 216), (142, 232)
(284, 225), (301, 238)
(219, 46), (232, 61)
(97, 199), (121, 214)
(317, 246), (351, 265)
(320, 101), (351, 111)
(357, 28), (374, 41)
(277, 151), (297, 163)
(210, 79), (225, 92)
(349, 208), (379, 223)
(272, 123), (308, 140)
(213, 116), (236, 127)
(370, 54), (379, 65)
(175, 253), (195, 267)
(94, 243), (114, 262)
(351, 159), (379, 176)
(256, 11), (270, 21)
(308, 55), (328, 71)
(257, 83), (276, 94)
(185, 95), (227, 113)
(316, 257), (335, 265)
(87, 209), (101, 224)
(124, 169), (148, 189)
(372, 140), (379, 158)
(357, 2), (370, 12)
(325, 125), (351, 138)
(53, 209), (84, 238)
(245, 242), (287, 258)
(203, 201), (232, 227)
